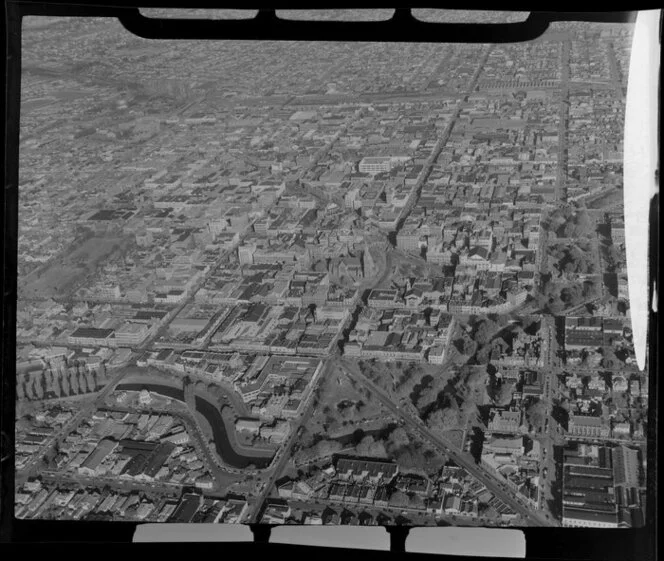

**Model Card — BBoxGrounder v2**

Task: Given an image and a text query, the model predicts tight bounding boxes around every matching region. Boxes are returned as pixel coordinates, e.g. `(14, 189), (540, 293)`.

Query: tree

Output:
(314, 439), (343, 459)
(491, 381), (513, 406)
(476, 344), (493, 364)
(426, 408), (445, 431)
(388, 490), (410, 508)
(356, 435), (387, 458)
(526, 400), (547, 429)
(454, 337), (474, 355)
(440, 406), (461, 429)
(465, 368), (484, 390)
(387, 427), (410, 451)
(78, 371), (88, 394)
(474, 321), (492, 346)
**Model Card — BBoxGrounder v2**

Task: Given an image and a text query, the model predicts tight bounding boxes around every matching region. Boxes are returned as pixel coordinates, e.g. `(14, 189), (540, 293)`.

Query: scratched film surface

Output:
(14, 11), (646, 529)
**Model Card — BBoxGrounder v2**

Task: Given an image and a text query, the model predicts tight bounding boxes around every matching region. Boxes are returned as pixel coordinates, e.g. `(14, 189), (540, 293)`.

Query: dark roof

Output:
(70, 327), (114, 339)
(169, 494), (201, 523)
(119, 440), (160, 454)
(563, 507), (618, 524)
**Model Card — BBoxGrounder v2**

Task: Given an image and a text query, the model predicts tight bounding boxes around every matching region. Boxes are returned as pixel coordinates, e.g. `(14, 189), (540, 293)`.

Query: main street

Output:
(284, 497), (509, 528)
(361, 48), (495, 293)
(246, 357), (337, 523)
(40, 470), (183, 497)
(338, 357), (553, 527)
(393, 45), (494, 237)
(556, 40), (571, 204)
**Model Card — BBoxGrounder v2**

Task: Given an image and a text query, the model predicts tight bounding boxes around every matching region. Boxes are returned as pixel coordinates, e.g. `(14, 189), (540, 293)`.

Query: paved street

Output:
(247, 358), (336, 523)
(556, 40), (571, 203)
(339, 358), (552, 527)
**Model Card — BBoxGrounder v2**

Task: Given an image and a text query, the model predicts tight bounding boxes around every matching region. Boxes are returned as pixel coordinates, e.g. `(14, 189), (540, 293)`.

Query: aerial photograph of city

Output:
(14, 9), (648, 530)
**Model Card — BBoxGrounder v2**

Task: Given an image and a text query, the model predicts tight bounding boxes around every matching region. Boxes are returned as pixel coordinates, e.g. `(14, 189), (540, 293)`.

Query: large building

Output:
(487, 408), (522, 434)
(358, 157), (394, 175)
(113, 322), (152, 346)
(78, 438), (118, 477)
(568, 415), (610, 439)
(562, 507), (619, 528)
(335, 457), (399, 484)
(612, 445), (640, 487)
(367, 289), (401, 308)
(564, 316), (604, 350)
(396, 230), (422, 252)
(562, 445), (619, 528)
(68, 327), (115, 347)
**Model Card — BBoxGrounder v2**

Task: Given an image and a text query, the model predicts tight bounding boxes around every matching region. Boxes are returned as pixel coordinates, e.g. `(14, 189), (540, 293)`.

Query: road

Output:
(606, 41), (627, 99)
(392, 45), (493, 237)
(40, 470), (183, 496)
(247, 358), (336, 523)
(537, 316), (564, 510)
(371, 247), (396, 290)
(559, 296), (603, 317)
(285, 497), (497, 528)
(338, 357), (552, 527)
(556, 40), (571, 203)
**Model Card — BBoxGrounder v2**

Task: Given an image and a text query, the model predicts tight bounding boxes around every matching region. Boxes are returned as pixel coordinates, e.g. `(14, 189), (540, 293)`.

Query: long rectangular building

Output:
(335, 456), (399, 484)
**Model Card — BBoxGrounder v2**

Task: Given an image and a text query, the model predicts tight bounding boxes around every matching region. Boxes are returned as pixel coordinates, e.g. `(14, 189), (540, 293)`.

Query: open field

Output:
(306, 361), (388, 437)
(21, 235), (129, 299)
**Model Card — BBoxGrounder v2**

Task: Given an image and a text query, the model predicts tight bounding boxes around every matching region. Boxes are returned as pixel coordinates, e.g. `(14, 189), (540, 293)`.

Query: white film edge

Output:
(624, 9), (660, 372)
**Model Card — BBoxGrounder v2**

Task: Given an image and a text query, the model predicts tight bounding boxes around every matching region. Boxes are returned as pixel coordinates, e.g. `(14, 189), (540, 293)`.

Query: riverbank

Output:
(115, 367), (274, 470)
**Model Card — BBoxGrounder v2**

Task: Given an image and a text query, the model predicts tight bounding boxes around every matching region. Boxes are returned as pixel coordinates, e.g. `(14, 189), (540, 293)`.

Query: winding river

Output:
(116, 381), (273, 470)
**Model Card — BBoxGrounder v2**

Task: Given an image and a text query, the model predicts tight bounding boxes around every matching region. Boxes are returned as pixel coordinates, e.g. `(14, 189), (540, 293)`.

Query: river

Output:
(116, 382), (273, 470)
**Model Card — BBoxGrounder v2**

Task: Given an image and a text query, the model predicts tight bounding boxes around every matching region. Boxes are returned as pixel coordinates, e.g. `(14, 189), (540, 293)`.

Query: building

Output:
(613, 446), (640, 487)
(78, 438), (119, 476)
(427, 344), (446, 365)
(564, 317), (604, 350)
(610, 219), (625, 244)
(568, 415), (610, 439)
(562, 449), (618, 528)
(114, 322), (151, 347)
(68, 327), (115, 347)
(238, 243), (256, 265)
(259, 420), (291, 443)
(335, 457), (399, 484)
(397, 230), (422, 252)
(612, 422), (631, 438)
(562, 508), (619, 528)
(138, 389), (152, 406)
(487, 409), (522, 434)
(95, 284), (122, 300)
(367, 289), (401, 308)
(161, 430), (190, 445)
(235, 418), (261, 434)
(483, 435), (525, 456)
(169, 494), (203, 523)
(359, 157), (393, 175)
(195, 476), (214, 490)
